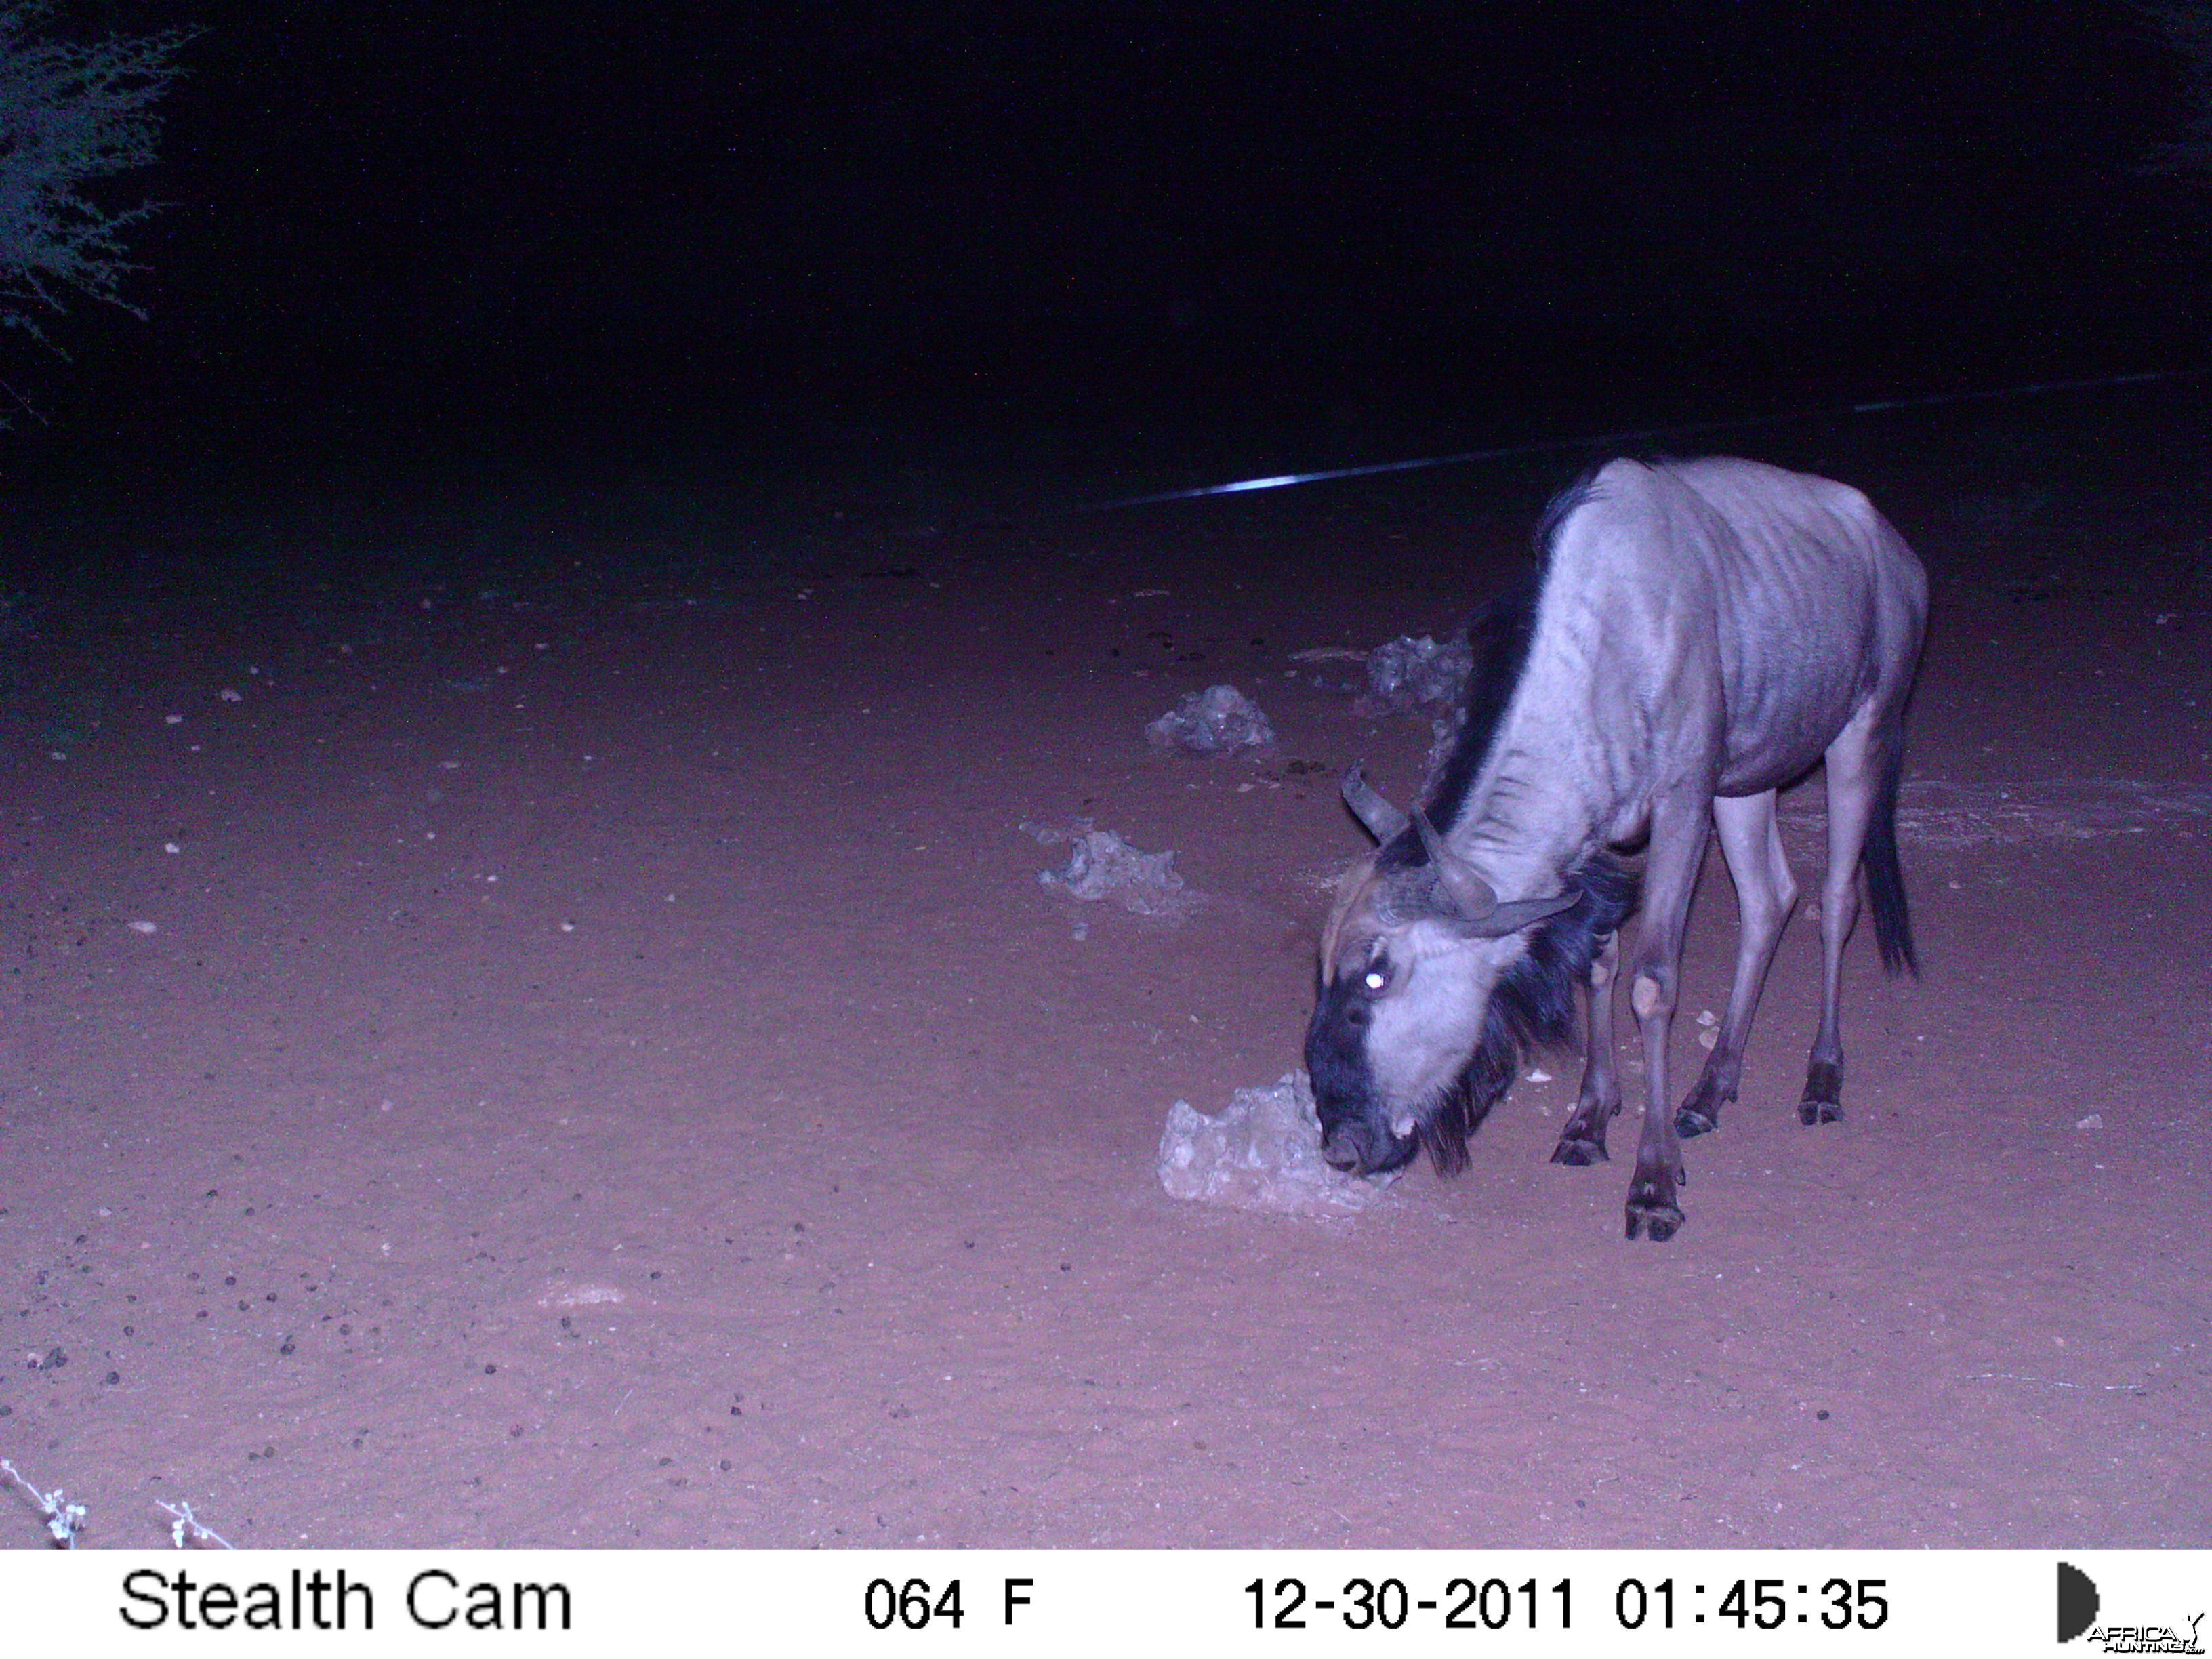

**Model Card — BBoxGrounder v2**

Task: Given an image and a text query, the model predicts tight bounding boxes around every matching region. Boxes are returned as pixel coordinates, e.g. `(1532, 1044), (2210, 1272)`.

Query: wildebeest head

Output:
(1305, 766), (1580, 1176)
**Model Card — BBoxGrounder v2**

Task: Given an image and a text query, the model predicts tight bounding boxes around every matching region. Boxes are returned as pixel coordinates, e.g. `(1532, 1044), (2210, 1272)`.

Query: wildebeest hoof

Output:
(1799, 1061), (1844, 1122)
(1625, 1197), (1685, 1242)
(1675, 1104), (1719, 1139)
(1549, 1136), (1608, 1166)
(1624, 1172), (1684, 1241)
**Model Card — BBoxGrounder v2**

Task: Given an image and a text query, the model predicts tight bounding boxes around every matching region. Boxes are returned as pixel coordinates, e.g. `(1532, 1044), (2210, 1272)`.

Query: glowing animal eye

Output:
(1363, 968), (1387, 991)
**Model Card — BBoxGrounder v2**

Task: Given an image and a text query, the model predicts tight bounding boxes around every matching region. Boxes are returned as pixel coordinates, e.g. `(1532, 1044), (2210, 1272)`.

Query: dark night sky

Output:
(16, 1), (2209, 466)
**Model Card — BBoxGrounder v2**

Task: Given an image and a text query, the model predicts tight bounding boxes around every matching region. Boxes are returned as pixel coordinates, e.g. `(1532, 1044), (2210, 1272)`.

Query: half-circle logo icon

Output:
(2058, 1562), (2100, 1643)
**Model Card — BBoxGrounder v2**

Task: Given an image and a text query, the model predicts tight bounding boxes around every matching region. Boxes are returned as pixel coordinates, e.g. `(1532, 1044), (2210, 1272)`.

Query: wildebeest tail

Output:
(1863, 733), (1918, 978)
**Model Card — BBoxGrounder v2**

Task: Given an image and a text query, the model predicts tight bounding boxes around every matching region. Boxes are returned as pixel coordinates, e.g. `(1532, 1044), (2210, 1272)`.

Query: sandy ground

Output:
(2, 410), (2207, 1549)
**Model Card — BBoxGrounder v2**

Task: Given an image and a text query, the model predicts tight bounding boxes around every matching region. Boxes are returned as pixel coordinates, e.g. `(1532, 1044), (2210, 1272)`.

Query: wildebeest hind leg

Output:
(1677, 790), (1797, 1138)
(1801, 710), (1883, 1124)
(1552, 933), (1621, 1165)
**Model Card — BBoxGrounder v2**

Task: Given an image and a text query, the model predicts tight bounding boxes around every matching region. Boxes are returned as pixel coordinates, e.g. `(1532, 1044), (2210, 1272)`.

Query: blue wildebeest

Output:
(1305, 457), (1927, 1240)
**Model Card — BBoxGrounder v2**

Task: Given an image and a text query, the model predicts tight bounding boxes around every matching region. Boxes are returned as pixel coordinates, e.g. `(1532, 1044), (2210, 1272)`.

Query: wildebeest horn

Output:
(1455, 888), (1584, 937)
(1412, 810), (1584, 936)
(1340, 765), (1408, 842)
(1412, 810), (1498, 916)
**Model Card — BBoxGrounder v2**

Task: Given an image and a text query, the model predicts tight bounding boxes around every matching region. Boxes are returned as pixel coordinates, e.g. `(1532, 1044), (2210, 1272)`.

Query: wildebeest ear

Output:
(1443, 888), (1582, 939)
(1341, 765), (1408, 842)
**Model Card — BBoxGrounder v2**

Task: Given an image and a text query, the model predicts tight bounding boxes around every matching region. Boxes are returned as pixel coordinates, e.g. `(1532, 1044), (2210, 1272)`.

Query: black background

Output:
(8, 1), (2206, 474)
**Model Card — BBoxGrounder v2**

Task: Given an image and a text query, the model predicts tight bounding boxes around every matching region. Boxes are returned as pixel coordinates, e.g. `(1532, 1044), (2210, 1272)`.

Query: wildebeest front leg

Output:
(1551, 932), (1621, 1164)
(1625, 792), (1712, 1241)
(1677, 790), (1797, 1139)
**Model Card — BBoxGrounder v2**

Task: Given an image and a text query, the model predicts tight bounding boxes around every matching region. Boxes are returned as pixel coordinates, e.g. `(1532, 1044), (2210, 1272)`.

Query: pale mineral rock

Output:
(1158, 1071), (1397, 1216)
(1032, 823), (1194, 919)
(1145, 684), (1275, 755)
(1359, 634), (1471, 717)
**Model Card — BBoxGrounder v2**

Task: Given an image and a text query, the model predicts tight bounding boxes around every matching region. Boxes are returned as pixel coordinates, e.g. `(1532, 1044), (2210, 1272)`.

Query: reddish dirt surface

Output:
(3, 412), (2207, 1549)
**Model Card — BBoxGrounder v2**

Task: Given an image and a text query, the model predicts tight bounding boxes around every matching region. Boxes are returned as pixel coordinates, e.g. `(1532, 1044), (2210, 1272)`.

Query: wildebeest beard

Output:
(1416, 851), (1639, 1175)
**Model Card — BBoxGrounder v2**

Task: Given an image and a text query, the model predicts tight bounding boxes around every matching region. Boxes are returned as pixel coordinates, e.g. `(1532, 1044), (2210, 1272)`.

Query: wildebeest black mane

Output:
(1418, 849), (1639, 1174)
(1378, 467), (1637, 1174)
(1375, 468), (1605, 877)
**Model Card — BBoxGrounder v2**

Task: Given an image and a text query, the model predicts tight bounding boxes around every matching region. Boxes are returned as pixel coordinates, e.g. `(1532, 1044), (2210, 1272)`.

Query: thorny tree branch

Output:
(0, 3), (192, 350)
